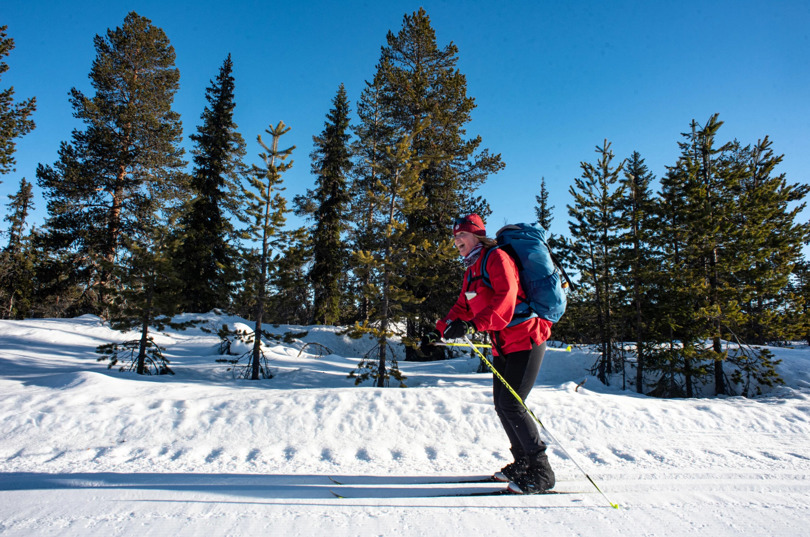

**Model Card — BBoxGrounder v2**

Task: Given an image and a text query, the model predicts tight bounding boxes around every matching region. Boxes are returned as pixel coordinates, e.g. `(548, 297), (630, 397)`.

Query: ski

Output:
(431, 488), (513, 497)
(329, 486), (583, 499)
(328, 475), (497, 486)
(325, 475), (589, 499)
(412, 488), (585, 498)
(329, 487), (512, 499)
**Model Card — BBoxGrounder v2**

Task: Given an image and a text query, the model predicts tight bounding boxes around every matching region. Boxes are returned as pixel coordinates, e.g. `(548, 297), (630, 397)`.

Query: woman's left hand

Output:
(443, 319), (476, 340)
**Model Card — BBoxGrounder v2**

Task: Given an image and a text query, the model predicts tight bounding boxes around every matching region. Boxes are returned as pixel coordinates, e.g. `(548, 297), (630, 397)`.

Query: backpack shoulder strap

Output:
(466, 246), (498, 288)
(547, 246), (576, 291)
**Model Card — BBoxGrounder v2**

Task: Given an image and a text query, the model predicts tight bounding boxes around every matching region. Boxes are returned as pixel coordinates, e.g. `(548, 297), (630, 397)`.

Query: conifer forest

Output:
(1, 10), (808, 397)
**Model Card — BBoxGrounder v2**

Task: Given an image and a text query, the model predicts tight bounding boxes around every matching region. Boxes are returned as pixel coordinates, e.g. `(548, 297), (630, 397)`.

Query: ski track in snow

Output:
(1, 314), (809, 536)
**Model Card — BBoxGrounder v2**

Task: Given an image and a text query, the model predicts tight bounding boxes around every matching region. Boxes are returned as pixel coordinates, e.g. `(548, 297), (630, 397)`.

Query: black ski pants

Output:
(492, 341), (547, 458)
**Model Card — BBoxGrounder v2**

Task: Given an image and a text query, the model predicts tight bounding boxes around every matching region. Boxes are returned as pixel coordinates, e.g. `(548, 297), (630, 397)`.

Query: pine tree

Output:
(0, 25), (36, 178)
(36, 12), (186, 315)
(370, 9), (504, 357)
(567, 140), (626, 384)
(301, 84), (352, 325)
(98, 215), (181, 375)
(242, 122), (294, 380)
(1, 177), (34, 318)
(349, 126), (429, 387)
(174, 54), (246, 313)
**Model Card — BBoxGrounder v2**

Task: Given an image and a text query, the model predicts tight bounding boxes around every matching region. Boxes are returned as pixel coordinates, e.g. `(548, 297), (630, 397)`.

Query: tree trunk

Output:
(251, 254), (266, 380)
(684, 354), (693, 398)
(136, 280), (154, 375)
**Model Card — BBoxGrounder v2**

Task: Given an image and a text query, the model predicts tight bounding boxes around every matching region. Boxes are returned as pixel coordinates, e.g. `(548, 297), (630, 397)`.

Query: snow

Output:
(1, 313), (809, 536)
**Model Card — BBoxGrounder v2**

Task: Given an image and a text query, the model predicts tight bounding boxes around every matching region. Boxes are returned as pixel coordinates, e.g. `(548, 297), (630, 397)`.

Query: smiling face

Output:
(453, 231), (479, 258)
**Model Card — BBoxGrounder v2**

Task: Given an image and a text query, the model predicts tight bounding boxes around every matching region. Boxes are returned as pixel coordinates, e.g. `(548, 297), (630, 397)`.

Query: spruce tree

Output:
(1, 177), (34, 318)
(0, 25), (36, 177)
(263, 226), (311, 325)
(3, 177), (32, 252)
(350, 72), (393, 323)
(301, 84), (352, 325)
(36, 12), (186, 315)
(242, 122), (294, 380)
(567, 140), (626, 384)
(730, 137), (809, 344)
(174, 54), (246, 313)
(791, 260), (810, 346)
(533, 175), (569, 261)
(652, 115), (747, 396)
(649, 149), (711, 397)
(534, 177), (555, 230)
(617, 152), (656, 393)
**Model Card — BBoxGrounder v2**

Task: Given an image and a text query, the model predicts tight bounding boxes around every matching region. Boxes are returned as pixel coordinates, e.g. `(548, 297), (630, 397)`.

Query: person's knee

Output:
(495, 395), (525, 416)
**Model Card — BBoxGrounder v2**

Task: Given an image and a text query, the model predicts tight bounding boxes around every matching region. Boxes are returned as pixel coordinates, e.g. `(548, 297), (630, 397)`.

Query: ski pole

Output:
(436, 342), (572, 352)
(462, 335), (619, 509)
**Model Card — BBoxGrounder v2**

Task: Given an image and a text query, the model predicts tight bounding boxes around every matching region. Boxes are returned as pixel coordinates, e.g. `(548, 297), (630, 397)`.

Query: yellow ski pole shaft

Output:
(438, 342), (572, 352)
(434, 342), (493, 348)
(462, 335), (618, 509)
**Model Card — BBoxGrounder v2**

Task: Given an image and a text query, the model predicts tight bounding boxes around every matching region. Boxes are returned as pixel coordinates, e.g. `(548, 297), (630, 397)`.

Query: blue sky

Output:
(2, 0), (809, 241)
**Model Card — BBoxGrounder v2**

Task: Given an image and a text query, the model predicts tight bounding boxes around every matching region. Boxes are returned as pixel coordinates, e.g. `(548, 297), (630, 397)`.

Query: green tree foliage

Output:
(349, 71), (393, 323)
(36, 12), (186, 316)
(242, 122), (295, 380)
(634, 115), (809, 397)
(98, 216), (181, 375)
(1, 178), (35, 318)
(0, 25), (36, 177)
(790, 260), (810, 346)
(369, 9), (504, 357)
(298, 84), (352, 325)
(262, 226), (311, 325)
(567, 140), (626, 384)
(174, 54), (246, 313)
(616, 152), (657, 393)
(534, 177), (554, 230)
(655, 115), (746, 396)
(533, 174), (570, 268)
(349, 127), (430, 387)
(728, 137), (810, 345)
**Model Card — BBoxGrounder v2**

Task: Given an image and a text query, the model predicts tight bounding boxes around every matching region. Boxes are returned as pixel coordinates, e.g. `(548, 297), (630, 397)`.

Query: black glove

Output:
(420, 329), (441, 354)
(443, 319), (476, 340)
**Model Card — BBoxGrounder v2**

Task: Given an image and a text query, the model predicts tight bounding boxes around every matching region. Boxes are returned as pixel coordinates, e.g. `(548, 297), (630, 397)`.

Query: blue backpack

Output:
(477, 223), (572, 325)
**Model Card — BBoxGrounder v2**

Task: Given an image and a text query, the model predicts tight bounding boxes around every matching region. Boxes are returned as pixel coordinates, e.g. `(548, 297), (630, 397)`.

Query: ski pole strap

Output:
(461, 336), (618, 509)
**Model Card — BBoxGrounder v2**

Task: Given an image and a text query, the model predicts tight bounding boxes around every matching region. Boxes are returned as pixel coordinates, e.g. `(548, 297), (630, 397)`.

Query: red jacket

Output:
(436, 247), (552, 356)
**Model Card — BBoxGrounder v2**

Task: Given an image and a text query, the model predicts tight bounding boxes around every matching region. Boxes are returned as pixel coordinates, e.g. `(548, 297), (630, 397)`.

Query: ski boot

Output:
(508, 449), (555, 494)
(494, 457), (528, 482)
(494, 448), (528, 482)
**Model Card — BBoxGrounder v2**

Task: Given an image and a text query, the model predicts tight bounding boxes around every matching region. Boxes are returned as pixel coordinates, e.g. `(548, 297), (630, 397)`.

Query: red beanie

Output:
(453, 214), (486, 236)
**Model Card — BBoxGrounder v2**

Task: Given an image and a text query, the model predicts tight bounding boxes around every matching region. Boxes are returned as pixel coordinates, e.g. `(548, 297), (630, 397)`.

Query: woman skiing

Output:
(422, 213), (555, 494)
